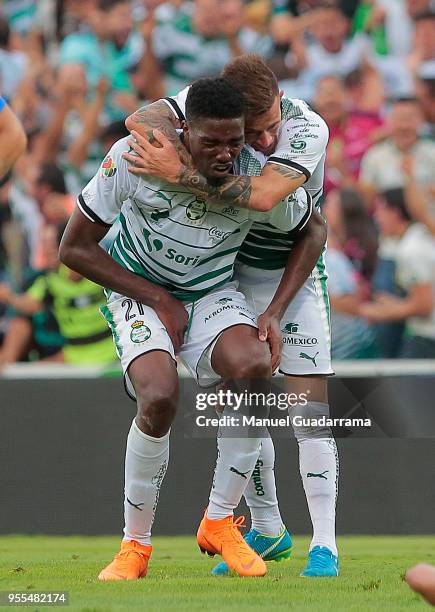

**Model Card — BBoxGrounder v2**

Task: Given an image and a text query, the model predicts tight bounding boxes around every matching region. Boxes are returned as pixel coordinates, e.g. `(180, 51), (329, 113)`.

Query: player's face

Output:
(185, 117), (245, 180)
(244, 95), (281, 156)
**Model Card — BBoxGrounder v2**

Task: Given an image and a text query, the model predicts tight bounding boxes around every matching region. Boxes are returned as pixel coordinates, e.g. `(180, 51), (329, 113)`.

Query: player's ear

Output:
(182, 123), (190, 150)
(280, 90), (284, 99)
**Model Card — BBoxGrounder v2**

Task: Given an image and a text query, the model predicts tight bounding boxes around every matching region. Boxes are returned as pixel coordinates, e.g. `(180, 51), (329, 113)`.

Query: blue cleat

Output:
(211, 526), (292, 576)
(300, 546), (339, 577)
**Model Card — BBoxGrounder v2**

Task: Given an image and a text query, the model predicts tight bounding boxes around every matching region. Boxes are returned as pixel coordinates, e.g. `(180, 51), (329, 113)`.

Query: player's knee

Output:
(136, 383), (178, 436)
(232, 348), (272, 380)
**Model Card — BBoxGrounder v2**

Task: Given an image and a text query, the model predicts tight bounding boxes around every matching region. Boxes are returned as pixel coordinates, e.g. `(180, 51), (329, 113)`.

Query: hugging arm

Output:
(125, 105), (307, 211)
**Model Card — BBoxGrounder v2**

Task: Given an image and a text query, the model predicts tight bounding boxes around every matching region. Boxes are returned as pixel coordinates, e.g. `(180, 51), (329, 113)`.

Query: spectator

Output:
(324, 188), (378, 359)
(59, 0), (150, 119)
(0, 224), (116, 365)
(360, 188), (435, 358)
(313, 74), (384, 194)
(359, 97), (435, 210)
(9, 163), (73, 274)
(152, 0), (272, 95)
(282, 5), (371, 101)
(416, 61), (435, 139)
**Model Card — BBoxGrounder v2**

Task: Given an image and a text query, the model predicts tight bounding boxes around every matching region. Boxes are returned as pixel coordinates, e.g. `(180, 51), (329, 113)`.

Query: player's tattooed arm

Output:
(123, 126), (307, 211)
(125, 100), (193, 168)
(178, 166), (253, 208)
(176, 161), (306, 211)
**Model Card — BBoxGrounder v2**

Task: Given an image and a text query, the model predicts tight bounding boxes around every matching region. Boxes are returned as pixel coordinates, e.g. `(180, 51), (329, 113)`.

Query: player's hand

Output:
(153, 290), (189, 354)
(123, 129), (184, 183)
(257, 310), (282, 372)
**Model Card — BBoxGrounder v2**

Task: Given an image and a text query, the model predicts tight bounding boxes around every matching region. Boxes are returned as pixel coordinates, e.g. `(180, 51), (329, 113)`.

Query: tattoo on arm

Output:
(269, 164), (305, 181)
(179, 167), (253, 209)
(130, 100), (192, 167)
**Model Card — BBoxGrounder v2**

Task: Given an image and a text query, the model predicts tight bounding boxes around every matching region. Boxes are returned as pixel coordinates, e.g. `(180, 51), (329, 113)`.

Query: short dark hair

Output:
(185, 77), (245, 123)
(97, 0), (129, 11)
(0, 16), (10, 48)
(37, 163), (67, 195)
(381, 188), (412, 222)
(222, 54), (279, 118)
(414, 10), (435, 22)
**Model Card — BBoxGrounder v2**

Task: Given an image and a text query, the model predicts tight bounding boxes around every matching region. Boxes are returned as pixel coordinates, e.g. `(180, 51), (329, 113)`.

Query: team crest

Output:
(283, 322), (299, 334)
(101, 155), (117, 178)
(130, 320), (151, 344)
(290, 141), (306, 151)
(186, 198), (207, 221)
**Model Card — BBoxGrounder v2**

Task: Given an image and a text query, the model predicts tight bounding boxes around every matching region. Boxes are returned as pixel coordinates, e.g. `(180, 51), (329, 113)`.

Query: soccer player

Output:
(0, 96), (26, 178)
(60, 77), (322, 580)
(125, 54), (339, 577)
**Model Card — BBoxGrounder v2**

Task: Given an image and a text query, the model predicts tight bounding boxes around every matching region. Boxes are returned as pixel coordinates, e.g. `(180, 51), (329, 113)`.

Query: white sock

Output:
(299, 437), (339, 556)
(207, 426), (262, 520)
(123, 418), (169, 546)
(243, 436), (284, 536)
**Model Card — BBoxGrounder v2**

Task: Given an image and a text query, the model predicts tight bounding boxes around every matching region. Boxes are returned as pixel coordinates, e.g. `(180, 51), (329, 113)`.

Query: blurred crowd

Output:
(1, 0), (435, 366)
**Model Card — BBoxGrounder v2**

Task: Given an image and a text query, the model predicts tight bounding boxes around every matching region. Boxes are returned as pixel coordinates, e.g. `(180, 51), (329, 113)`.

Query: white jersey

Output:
(164, 90), (328, 270)
(78, 137), (312, 303)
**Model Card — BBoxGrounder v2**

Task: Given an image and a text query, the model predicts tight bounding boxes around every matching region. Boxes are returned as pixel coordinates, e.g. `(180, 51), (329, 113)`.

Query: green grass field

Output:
(0, 535), (433, 611)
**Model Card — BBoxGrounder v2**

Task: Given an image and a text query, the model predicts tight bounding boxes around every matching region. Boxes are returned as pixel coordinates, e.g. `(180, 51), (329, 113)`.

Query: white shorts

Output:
(234, 258), (333, 376)
(101, 282), (258, 396)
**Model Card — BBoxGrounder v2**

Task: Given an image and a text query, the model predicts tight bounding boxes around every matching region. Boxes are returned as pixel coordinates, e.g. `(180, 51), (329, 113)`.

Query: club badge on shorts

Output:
(130, 320), (151, 344)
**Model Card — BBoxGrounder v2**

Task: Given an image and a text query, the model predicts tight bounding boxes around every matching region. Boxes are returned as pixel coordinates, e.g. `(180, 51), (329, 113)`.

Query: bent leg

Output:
(208, 324), (272, 520)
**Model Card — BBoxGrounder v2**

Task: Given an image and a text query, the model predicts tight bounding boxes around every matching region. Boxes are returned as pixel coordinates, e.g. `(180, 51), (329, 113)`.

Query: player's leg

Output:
(230, 265), (290, 552)
(206, 323), (272, 521)
(285, 375), (339, 577)
(180, 288), (271, 576)
(211, 433), (292, 576)
(279, 264), (339, 577)
(99, 298), (177, 581)
(122, 352), (178, 546)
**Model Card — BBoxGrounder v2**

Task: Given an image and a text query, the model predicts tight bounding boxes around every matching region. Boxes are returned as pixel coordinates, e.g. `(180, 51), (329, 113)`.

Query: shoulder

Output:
(281, 99), (328, 134)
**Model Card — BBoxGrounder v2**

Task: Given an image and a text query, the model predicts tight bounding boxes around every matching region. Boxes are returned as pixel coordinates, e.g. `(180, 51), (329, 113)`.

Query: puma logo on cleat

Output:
(241, 559), (256, 571)
(299, 351), (319, 367)
(126, 497), (145, 511)
(230, 467), (250, 479)
(307, 470), (329, 480)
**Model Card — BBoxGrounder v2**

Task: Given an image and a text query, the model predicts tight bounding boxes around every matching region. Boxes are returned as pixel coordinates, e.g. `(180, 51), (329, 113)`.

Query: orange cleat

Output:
(197, 513), (267, 577)
(98, 540), (152, 581)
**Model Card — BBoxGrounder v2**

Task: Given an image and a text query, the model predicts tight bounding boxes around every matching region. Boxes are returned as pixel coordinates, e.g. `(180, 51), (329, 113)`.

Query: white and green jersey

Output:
(164, 91), (328, 270)
(78, 137), (311, 303)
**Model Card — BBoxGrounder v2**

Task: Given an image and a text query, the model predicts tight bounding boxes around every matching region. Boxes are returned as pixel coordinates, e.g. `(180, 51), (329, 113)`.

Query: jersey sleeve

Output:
(78, 138), (135, 227)
(0, 96), (6, 111)
(267, 107), (329, 181)
(161, 86), (189, 122)
(250, 187), (313, 232)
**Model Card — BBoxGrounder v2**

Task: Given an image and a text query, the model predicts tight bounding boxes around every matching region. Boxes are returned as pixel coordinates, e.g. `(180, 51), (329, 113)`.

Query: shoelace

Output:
(217, 516), (257, 559)
(115, 548), (147, 564)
